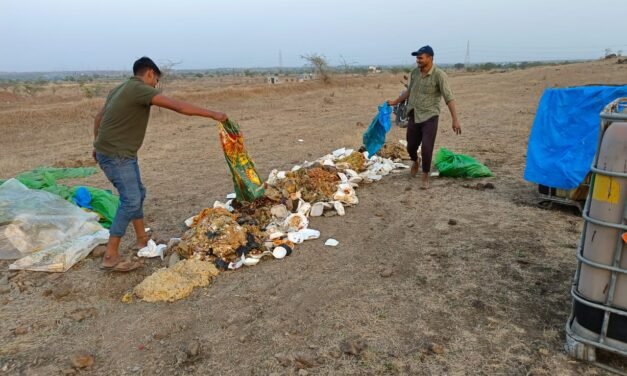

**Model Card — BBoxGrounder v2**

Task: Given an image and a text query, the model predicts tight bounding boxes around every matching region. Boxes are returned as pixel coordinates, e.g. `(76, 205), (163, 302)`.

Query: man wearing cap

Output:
(93, 56), (228, 271)
(388, 45), (461, 189)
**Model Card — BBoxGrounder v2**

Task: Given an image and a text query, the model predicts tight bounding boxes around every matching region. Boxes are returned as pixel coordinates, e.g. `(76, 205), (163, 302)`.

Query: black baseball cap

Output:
(411, 45), (434, 57)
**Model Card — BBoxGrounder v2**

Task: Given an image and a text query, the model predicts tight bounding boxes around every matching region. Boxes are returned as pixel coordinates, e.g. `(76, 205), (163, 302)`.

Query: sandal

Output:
(131, 233), (153, 251)
(100, 259), (143, 272)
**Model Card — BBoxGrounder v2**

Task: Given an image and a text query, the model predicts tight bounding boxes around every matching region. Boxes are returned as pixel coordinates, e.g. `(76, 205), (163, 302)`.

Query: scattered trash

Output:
(378, 140), (410, 161)
(174, 208), (250, 262)
(325, 239), (339, 247)
(137, 239), (167, 260)
(272, 246), (288, 259)
(337, 151), (367, 172)
(184, 216), (196, 227)
(287, 229), (321, 244)
(332, 148), (348, 158)
(284, 213), (309, 232)
(271, 204), (290, 219)
(243, 256), (260, 266)
(333, 184), (359, 205)
(333, 201), (345, 216)
(274, 166), (340, 203)
(310, 202), (327, 217)
(231, 196), (276, 228)
(167, 237), (181, 249)
(297, 200), (311, 216)
(134, 143), (409, 301)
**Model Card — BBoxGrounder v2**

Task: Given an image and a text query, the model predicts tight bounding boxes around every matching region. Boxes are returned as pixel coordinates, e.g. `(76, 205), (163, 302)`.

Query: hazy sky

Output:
(1, 0), (626, 72)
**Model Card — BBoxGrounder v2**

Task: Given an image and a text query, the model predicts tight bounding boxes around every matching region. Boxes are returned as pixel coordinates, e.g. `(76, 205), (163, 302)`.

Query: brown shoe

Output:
(410, 161), (420, 177)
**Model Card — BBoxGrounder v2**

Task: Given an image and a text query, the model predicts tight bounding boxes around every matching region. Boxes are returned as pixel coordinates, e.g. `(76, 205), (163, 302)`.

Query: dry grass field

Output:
(1, 60), (627, 375)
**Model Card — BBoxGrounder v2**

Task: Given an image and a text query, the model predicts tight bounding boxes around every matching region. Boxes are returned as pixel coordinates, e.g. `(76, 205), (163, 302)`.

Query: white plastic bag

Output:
(137, 239), (167, 260)
(0, 179), (108, 272)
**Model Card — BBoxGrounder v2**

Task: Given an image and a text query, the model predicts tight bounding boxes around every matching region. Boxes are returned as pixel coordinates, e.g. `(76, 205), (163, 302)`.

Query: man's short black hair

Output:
(133, 56), (162, 76)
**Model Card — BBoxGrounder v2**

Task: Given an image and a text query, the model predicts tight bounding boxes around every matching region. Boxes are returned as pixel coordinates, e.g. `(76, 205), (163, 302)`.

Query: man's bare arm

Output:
(151, 94), (227, 122)
(446, 100), (461, 135)
(387, 90), (409, 106)
(92, 106), (105, 161)
(94, 106), (105, 140)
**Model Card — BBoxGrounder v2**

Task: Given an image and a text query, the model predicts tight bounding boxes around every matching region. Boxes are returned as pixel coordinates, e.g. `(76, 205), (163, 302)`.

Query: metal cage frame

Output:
(565, 98), (627, 374)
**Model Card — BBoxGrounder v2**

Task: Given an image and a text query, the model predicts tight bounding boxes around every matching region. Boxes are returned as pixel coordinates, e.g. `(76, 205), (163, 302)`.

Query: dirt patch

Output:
(0, 91), (20, 103)
(53, 158), (97, 168)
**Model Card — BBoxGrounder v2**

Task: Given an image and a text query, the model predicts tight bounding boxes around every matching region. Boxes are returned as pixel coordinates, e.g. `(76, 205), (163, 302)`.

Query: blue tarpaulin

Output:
(524, 86), (627, 189)
(363, 103), (392, 156)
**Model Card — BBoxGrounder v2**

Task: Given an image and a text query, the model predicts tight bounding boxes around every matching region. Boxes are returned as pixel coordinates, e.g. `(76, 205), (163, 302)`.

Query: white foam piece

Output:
(325, 239), (339, 247)
(332, 148), (347, 158)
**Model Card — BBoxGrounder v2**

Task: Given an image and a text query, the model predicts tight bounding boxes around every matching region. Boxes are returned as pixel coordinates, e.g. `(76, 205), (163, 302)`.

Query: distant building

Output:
(266, 76), (280, 84)
(368, 66), (381, 74)
(298, 73), (315, 82)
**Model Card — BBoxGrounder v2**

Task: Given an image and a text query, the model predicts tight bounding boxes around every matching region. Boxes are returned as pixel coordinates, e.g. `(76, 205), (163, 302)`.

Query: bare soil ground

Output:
(1, 60), (627, 375)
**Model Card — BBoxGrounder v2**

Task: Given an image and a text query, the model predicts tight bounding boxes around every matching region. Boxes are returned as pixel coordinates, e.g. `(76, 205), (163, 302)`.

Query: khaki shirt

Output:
(94, 77), (160, 158)
(407, 65), (454, 123)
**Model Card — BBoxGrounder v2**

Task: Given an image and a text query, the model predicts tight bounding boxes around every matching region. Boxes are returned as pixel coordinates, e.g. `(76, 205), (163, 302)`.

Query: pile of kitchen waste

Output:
(378, 140), (411, 161)
(133, 259), (219, 302)
(132, 143), (408, 302)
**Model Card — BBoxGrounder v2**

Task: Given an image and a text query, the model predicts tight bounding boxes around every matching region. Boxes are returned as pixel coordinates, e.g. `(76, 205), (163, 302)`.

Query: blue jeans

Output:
(96, 152), (146, 237)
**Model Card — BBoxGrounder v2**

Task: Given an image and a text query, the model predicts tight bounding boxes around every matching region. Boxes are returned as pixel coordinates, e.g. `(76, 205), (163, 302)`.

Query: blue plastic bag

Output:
(363, 103), (392, 156)
(72, 186), (93, 209)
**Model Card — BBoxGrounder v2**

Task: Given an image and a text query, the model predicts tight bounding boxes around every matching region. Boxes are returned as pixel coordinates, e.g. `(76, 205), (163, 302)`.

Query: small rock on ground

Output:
(428, 343), (445, 354)
(71, 353), (94, 369)
(340, 338), (367, 356)
(380, 268), (393, 278)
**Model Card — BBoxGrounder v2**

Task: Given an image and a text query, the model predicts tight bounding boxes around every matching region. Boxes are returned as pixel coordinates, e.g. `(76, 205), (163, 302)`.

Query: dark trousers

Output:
(406, 112), (439, 172)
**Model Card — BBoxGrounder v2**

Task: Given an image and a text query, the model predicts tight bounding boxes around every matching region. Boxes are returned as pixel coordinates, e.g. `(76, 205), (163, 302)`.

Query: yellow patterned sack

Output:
(217, 120), (265, 202)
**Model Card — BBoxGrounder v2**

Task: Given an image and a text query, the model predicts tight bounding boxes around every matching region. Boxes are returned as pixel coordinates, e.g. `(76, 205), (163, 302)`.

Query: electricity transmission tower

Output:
(464, 40), (470, 68)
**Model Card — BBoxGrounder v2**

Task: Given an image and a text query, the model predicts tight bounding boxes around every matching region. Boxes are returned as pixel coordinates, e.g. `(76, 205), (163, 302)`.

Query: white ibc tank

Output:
(577, 121), (627, 307)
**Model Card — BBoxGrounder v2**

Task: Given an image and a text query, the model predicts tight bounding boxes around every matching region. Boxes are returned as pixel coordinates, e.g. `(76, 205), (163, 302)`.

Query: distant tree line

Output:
(454, 60), (581, 72)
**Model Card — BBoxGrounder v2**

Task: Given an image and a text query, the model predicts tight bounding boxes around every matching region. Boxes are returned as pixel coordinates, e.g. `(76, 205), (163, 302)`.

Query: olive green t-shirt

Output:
(407, 65), (454, 124)
(94, 77), (160, 158)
